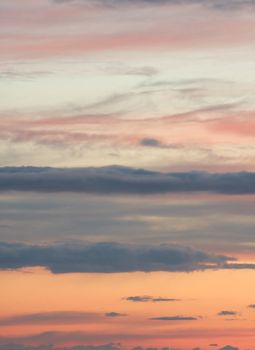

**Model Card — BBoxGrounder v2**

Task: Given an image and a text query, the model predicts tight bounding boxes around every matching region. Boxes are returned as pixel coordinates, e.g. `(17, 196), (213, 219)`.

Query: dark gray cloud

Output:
(0, 241), (238, 274)
(53, 0), (255, 11)
(219, 346), (239, 350)
(217, 311), (238, 316)
(1, 166), (255, 195)
(0, 311), (101, 326)
(139, 138), (163, 148)
(248, 304), (255, 308)
(104, 312), (127, 317)
(149, 316), (198, 321)
(0, 344), (120, 350)
(125, 296), (179, 302)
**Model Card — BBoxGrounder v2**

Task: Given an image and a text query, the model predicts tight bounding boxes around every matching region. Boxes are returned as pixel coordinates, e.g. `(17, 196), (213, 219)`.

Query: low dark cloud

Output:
(0, 241), (239, 274)
(125, 296), (179, 302)
(219, 346), (239, 350)
(0, 344), (120, 350)
(217, 311), (238, 316)
(248, 304), (255, 308)
(0, 312), (101, 326)
(149, 316), (198, 321)
(104, 312), (127, 318)
(1, 166), (255, 195)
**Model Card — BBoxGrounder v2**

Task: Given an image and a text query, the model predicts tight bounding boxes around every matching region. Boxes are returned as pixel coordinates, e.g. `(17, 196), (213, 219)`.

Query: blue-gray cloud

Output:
(0, 166), (255, 195)
(53, 0), (255, 11)
(125, 296), (179, 302)
(104, 312), (127, 317)
(217, 311), (238, 316)
(149, 316), (198, 321)
(0, 241), (238, 274)
(139, 138), (163, 148)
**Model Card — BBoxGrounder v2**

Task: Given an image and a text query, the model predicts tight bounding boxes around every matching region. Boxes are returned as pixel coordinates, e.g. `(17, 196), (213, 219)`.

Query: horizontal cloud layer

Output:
(54, 0), (255, 10)
(126, 296), (179, 302)
(217, 311), (238, 317)
(0, 241), (237, 273)
(149, 316), (198, 321)
(0, 344), (121, 350)
(0, 311), (103, 326)
(0, 166), (255, 195)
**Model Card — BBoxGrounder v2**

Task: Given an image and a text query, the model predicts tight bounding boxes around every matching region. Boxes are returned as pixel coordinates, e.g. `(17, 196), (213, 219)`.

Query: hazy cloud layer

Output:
(0, 312), (103, 326)
(0, 344), (121, 350)
(0, 166), (255, 195)
(0, 241), (237, 274)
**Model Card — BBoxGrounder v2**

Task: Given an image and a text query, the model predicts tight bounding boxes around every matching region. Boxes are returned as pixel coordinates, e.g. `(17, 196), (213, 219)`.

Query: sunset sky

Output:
(1, 1), (255, 350)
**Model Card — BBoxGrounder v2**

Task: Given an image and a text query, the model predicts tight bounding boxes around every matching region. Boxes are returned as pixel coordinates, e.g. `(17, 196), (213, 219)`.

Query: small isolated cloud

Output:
(104, 312), (127, 318)
(139, 138), (163, 148)
(209, 345), (218, 347)
(219, 346), (239, 350)
(248, 304), (255, 308)
(125, 296), (179, 303)
(217, 311), (238, 316)
(149, 316), (198, 321)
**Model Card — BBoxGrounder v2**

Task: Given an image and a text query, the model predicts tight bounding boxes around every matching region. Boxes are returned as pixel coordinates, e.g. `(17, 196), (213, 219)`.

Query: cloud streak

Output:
(54, 0), (255, 11)
(0, 312), (101, 326)
(125, 296), (179, 302)
(149, 316), (198, 321)
(0, 166), (255, 195)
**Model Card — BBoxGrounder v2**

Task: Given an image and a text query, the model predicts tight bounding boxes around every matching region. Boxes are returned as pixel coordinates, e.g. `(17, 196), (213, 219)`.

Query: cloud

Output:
(104, 313), (127, 318)
(53, 0), (255, 11)
(149, 316), (198, 321)
(1, 166), (255, 195)
(0, 311), (102, 326)
(125, 296), (179, 302)
(0, 344), (121, 350)
(217, 311), (238, 316)
(139, 138), (163, 148)
(0, 240), (237, 274)
(219, 346), (239, 350)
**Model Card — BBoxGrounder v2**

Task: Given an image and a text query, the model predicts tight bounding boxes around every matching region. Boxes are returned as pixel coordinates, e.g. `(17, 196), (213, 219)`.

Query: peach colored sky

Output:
(1, 1), (255, 349)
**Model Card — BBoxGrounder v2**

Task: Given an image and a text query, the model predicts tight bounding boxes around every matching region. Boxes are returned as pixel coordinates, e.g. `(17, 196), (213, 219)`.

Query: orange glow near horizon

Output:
(1, 268), (255, 349)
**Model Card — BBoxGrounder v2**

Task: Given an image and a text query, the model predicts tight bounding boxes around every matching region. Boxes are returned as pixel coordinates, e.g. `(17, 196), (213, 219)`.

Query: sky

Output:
(1, 0), (255, 349)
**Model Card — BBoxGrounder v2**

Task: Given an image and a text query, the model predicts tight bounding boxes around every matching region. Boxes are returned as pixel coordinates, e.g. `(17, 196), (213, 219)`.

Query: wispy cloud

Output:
(217, 311), (238, 317)
(125, 296), (179, 302)
(149, 316), (198, 321)
(0, 312), (101, 326)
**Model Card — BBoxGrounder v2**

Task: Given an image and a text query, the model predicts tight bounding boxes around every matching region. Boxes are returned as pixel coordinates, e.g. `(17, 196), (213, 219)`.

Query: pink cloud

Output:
(1, 2), (255, 59)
